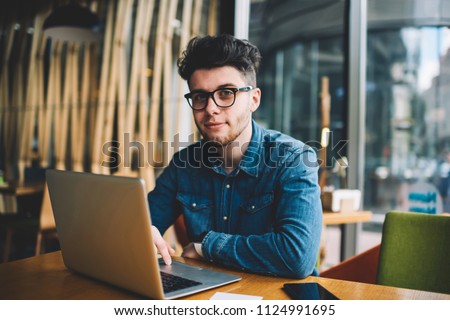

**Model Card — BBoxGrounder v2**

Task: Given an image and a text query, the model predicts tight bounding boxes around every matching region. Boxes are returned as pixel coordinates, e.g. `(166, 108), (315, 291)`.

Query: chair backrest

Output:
(377, 211), (450, 294)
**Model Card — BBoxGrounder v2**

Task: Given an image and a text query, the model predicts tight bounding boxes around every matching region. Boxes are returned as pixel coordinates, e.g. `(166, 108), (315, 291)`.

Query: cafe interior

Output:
(0, 0), (449, 299)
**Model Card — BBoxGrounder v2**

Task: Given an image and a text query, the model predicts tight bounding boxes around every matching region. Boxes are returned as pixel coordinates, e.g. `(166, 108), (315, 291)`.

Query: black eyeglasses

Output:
(184, 86), (253, 110)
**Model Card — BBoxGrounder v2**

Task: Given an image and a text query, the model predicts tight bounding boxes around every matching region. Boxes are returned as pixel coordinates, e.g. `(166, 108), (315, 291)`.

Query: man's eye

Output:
(192, 93), (208, 101)
(217, 89), (234, 98)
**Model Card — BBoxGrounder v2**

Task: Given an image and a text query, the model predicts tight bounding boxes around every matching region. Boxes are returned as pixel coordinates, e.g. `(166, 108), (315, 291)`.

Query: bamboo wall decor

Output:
(0, 0), (218, 191)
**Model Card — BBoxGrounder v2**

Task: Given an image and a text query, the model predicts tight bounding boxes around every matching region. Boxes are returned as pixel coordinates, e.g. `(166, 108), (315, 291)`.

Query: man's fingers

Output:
(159, 245), (172, 265)
(151, 226), (174, 265)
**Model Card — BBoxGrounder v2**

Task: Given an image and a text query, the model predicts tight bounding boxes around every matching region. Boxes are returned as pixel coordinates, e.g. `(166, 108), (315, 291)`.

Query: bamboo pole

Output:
(70, 43), (81, 172)
(84, 0), (99, 171)
(56, 43), (77, 170)
(24, 28), (46, 170)
(190, 0), (203, 142)
(36, 37), (47, 167)
(18, 12), (45, 182)
(174, 0), (193, 153)
(52, 42), (63, 171)
(88, 44), (98, 168)
(91, 0), (115, 174)
(149, 0), (168, 167)
(41, 41), (62, 168)
(72, 43), (92, 172)
(162, 0), (178, 166)
(8, 28), (26, 182)
(101, 0), (132, 175)
(123, 0), (147, 176)
(115, 0), (134, 175)
(0, 22), (15, 176)
(32, 36), (47, 165)
(192, 0), (203, 36)
(54, 42), (68, 170)
(67, 1), (100, 173)
(208, 0), (218, 36)
(139, 0), (156, 192)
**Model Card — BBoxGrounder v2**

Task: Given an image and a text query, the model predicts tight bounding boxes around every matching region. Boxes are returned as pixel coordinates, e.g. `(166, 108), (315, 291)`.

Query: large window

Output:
(258, 38), (346, 143)
(365, 27), (450, 213)
(251, 0), (450, 215)
(251, 0), (347, 179)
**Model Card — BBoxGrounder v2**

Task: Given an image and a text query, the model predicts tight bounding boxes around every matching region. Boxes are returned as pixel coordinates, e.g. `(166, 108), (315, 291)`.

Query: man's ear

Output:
(249, 88), (261, 112)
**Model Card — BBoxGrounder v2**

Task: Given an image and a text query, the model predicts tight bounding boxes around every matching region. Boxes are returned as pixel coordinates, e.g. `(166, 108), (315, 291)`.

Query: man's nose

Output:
(204, 95), (220, 114)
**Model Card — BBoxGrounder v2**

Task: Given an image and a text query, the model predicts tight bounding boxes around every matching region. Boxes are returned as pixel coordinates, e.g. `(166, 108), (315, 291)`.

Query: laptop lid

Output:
(46, 170), (240, 299)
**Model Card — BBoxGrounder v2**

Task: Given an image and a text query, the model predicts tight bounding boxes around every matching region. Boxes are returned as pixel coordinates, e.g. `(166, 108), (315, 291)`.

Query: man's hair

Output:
(177, 34), (262, 86)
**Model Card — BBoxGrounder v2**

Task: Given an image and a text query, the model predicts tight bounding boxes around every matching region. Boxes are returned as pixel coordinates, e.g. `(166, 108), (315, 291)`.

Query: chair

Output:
(321, 211), (450, 294)
(377, 211), (450, 293)
(1, 183), (44, 262)
(320, 244), (380, 284)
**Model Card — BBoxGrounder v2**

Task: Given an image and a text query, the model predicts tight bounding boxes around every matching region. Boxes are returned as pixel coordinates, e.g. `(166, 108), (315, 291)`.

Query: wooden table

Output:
(0, 251), (448, 300)
(322, 210), (372, 225)
(323, 210), (373, 261)
(0, 182), (44, 195)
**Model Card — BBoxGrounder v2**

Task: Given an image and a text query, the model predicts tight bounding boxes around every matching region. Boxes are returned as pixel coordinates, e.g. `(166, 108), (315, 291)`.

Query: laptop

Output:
(46, 169), (241, 299)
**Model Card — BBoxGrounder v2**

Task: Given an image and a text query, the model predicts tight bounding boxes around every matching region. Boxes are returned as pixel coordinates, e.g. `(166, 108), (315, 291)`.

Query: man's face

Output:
(188, 66), (261, 146)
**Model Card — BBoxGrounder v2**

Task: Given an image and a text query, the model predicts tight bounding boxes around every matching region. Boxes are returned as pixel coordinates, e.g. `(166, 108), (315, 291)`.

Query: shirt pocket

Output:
(176, 192), (213, 241)
(239, 192), (275, 235)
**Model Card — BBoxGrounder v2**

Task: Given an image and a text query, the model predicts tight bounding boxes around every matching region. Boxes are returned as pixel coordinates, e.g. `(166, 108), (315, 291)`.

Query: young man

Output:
(148, 34), (322, 278)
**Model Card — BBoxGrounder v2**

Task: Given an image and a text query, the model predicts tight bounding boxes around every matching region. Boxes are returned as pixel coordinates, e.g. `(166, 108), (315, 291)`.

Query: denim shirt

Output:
(148, 120), (322, 278)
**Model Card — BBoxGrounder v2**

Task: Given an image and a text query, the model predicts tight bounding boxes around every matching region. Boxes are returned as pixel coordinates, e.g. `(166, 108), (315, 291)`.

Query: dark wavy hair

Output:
(177, 34), (262, 86)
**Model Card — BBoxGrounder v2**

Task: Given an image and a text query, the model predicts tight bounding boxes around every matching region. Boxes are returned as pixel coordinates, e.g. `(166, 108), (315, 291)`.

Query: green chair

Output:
(377, 211), (450, 294)
(321, 211), (450, 294)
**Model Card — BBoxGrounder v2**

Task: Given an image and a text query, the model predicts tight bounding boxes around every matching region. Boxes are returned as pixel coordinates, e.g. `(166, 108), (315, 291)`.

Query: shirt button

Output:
(192, 203), (197, 208)
(251, 205), (255, 209)
(223, 216), (228, 221)
(226, 184), (230, 189)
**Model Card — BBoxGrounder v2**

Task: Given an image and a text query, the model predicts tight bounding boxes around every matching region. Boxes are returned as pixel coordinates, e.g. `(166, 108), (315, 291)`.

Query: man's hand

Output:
(181, 242), (202, 260)
(151, 225), (175, 265)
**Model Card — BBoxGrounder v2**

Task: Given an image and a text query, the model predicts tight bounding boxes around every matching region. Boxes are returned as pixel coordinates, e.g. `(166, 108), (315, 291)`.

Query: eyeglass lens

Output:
(190, 89), (236, 109)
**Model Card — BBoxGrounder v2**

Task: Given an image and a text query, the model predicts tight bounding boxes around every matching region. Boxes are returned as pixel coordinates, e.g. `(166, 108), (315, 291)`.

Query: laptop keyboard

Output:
(160, 271), (202, 293)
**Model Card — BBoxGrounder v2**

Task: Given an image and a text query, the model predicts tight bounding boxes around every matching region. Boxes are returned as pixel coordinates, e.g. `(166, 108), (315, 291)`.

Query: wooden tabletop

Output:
(0, 181), (44, 196)
(0, 251), (448, 300)
(322, 211), (373, 225)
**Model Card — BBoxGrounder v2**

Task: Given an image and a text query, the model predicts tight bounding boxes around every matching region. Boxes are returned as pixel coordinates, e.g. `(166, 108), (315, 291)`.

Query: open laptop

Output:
(46, 169), (241, 299)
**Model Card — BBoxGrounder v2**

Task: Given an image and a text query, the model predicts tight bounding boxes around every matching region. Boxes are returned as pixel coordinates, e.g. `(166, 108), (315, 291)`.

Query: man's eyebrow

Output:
(217, 83), (238, 88)
(190, 83), (239, 92)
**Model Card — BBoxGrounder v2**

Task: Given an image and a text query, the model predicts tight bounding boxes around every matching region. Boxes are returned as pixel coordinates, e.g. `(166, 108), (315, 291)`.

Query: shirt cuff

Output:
(193, 242), (203, 257)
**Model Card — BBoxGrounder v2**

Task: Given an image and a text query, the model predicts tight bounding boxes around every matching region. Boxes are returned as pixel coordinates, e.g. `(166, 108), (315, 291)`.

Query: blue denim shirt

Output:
(148, 120), (322, 278)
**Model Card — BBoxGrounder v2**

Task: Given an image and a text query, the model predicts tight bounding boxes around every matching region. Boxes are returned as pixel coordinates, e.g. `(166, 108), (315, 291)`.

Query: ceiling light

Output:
(43, 2), (100, 43)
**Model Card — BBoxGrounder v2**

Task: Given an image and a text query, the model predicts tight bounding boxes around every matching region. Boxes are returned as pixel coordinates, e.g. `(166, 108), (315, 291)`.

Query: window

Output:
(365, 27), (450, 213)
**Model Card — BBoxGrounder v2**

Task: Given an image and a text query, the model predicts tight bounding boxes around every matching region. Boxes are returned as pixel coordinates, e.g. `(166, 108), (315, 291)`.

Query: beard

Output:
(196, 111), (251, 148)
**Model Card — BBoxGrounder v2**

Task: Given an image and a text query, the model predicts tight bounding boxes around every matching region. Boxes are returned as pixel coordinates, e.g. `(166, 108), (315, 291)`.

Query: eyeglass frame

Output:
(184, 86), (254, 110)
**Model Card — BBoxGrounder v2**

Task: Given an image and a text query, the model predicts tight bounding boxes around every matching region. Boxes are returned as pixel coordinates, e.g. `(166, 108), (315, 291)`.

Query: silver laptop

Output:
(46, 169), (241, 299)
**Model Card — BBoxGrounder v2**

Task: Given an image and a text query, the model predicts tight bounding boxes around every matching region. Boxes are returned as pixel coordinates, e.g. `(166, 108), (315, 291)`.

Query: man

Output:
(148, 34), (322, 278)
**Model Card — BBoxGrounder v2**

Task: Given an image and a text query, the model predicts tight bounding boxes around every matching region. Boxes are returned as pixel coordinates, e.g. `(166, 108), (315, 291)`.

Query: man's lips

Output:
(204, 121), (226, 129)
